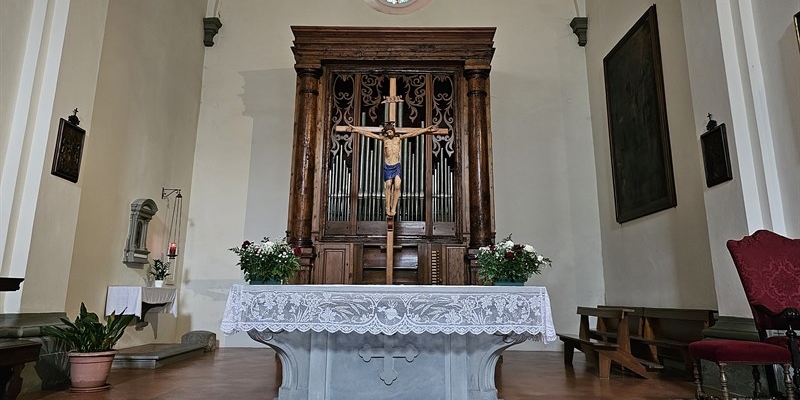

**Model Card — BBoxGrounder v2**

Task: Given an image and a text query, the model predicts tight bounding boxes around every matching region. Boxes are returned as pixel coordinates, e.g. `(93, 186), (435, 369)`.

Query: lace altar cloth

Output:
(221, 284), (557, 341)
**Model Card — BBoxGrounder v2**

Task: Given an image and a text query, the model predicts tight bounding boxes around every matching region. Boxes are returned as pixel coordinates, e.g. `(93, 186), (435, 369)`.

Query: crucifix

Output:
(335, 77), (448, 284)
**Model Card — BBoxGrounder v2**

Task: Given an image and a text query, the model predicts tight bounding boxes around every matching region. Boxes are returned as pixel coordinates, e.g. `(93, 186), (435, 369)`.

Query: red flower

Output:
(241, 240), (252, 249)
(292, 246), (302, 256)
(505, 251), (515, 260)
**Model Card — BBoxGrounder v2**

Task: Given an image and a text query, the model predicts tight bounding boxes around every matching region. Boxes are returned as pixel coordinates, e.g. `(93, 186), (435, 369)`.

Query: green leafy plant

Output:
(476, 234), (551, 284)
(149, 258), (171, 280)
(229, 237), (301, 283)
(40, 302), (135, 353)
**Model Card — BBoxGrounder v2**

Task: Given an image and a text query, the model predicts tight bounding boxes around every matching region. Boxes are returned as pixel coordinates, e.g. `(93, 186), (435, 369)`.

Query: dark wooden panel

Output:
(361, 245), (419, 284)
(314, 244), (352, 284)
(444, 246), (466, 285)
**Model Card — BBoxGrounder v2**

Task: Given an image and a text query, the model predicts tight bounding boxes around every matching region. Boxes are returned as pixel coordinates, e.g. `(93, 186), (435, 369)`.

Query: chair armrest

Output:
(753, 304), (800, 329)
(753, 304), (798, 320)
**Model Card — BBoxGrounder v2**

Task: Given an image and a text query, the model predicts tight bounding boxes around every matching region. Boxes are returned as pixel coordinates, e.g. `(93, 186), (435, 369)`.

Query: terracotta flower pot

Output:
(68, 350), (117, 391)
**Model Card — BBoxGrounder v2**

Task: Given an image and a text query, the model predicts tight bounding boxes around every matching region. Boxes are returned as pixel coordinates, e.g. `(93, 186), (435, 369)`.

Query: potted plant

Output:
(40, 303), (135, 392)
(229, 237), (301, 284)
(149, 258), (170, 287)
(476, 234), (551, 285)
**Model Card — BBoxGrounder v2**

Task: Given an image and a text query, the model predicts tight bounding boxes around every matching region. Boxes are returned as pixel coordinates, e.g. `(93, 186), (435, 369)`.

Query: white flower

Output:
(524, 245), (534, 253)
(537, 255), (545, 262)
(506, 240), (514, 247)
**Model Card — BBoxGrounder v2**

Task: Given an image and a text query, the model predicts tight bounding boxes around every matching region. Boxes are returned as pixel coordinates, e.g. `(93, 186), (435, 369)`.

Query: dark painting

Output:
(700, 123), (732, 187)
(51, 118), (86, 183)
(604, 5), (676, 223)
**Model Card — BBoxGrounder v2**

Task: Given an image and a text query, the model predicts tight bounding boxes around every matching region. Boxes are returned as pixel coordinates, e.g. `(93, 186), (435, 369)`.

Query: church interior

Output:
(2, 0), (799, 399)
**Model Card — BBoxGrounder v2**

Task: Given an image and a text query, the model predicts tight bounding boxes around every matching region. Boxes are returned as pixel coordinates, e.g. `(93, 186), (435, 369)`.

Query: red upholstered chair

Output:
(688, 230), (799, 400)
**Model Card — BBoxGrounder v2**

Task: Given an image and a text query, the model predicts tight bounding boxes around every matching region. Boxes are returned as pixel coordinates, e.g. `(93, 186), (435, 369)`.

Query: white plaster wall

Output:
(585, 1), (717, 308)
(0, 0), (34, 161)
(680, 0), (751, 318)
(65, 0), (205, 345)
(750, 0), (800, 237)
(183, 0), (603, 347)
(20, 0), (109, 313)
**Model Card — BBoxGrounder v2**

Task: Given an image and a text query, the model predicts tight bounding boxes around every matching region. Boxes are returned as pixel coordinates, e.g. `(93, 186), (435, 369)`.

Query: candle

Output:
(168, 242), (177, 257)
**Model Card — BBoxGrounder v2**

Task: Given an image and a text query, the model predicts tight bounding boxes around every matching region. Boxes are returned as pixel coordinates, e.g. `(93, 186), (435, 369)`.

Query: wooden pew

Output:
(558, 307), (662, 379)
(638, 307), (716, 375)
(596, 306), (717, 376)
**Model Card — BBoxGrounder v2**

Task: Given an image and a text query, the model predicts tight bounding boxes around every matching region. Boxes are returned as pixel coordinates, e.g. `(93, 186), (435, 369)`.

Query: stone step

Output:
(112, 330), (216, 369)
(112, 343), (206, 369)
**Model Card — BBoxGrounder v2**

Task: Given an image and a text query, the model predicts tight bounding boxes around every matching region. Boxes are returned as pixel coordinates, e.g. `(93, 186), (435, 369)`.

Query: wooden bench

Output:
(0, 339), (42, 400)
(591, 306), (717, 376)
(626, 307), (715, 375)
(558, 306), (663, 379)
(0, 277), (68, 400)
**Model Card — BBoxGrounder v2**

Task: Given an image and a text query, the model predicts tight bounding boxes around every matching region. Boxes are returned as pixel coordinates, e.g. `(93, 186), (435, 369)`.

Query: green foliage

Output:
(229, 237), (301, 283)
(40, 302), (135, 353)
(149, 258), (171, 280)
(476, 234), (551, 284)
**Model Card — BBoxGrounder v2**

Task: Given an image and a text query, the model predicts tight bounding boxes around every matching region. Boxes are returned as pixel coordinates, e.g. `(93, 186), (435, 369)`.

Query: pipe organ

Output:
(287, 26), (497, 285)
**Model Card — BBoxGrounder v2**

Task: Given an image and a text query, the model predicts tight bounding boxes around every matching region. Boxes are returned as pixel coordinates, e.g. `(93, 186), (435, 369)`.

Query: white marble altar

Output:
(221, 284), (556, 400)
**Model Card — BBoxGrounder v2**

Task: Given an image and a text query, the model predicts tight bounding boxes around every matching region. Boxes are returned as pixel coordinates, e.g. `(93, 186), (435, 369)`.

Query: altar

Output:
(220, 284), (556, 400)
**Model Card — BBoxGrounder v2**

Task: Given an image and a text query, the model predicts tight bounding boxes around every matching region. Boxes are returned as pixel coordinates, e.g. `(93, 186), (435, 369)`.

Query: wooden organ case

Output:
(286, 26), (496, 285)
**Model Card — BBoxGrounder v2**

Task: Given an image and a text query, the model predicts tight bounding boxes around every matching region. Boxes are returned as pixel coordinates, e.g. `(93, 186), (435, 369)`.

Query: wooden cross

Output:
(358, 336), (419, 385)
(334, 77), (448, 284)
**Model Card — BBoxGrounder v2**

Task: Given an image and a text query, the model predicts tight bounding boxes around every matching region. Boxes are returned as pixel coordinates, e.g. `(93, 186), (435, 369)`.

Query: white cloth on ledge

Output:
(105, 286), (177, 318)
(220, 284), (557, 342)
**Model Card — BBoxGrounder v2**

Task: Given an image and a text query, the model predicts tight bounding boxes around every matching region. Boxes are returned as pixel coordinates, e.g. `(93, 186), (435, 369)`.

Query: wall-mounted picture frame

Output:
(603, 5), (676, 223)
(794, 11), (799, 52)
(51, 117), (86, 183)
(700, 122), (733, 187)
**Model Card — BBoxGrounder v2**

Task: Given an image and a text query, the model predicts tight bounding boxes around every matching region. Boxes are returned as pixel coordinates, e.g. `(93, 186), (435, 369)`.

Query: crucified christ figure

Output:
(345, 121), (438, 216)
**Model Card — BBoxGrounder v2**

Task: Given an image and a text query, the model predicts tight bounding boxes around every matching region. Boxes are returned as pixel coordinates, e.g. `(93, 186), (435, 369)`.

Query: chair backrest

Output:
(727, 230), (800, 333)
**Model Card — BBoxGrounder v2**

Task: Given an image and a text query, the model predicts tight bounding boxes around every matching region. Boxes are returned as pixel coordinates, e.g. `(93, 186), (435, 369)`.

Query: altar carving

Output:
(221, 284), (556, 400)
(359, 337), (418, 385)
(286, 27), (497, 285)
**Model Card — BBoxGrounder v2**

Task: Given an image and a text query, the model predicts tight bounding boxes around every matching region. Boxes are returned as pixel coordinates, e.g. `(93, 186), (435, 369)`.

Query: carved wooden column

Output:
(287, 68), (321, 283)
(465, 69), (493, 249)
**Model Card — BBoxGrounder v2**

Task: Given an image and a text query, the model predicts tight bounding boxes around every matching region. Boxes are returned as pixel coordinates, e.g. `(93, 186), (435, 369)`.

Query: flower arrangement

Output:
(476, 234), (551, 284)
(149, 258), (171, 281)
(229, 237), (301, 283)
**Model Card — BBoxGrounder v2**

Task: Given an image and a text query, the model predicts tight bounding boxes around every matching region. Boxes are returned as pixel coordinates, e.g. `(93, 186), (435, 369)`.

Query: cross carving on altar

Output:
(335, 77), (448, 284)
(358, 336), (419, 385)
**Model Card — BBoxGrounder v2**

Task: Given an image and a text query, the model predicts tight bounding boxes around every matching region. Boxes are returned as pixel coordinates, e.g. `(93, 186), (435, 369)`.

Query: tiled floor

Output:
(19, 349), (696, 399)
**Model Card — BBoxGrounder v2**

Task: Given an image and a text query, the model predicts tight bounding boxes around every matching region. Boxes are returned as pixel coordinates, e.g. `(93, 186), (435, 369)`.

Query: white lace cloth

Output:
(220, 284), (557, 342)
